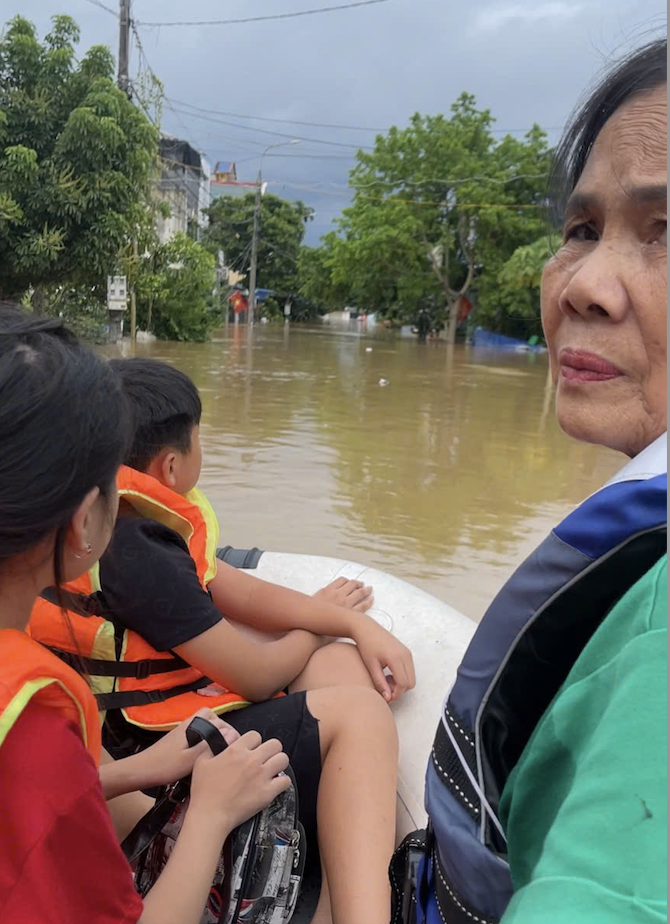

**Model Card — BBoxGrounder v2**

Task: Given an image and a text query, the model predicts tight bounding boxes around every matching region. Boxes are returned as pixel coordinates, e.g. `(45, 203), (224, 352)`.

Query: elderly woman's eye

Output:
(656, 222), (667, 246)
(565, 222), (599, 243)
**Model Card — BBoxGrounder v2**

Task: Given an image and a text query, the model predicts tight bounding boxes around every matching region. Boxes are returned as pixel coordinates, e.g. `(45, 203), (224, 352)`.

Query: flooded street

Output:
(117, 324), (622, 621)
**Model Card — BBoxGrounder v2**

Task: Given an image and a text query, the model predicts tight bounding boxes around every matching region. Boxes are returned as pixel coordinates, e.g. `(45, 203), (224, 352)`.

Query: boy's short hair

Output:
(109, 358), (202, 472)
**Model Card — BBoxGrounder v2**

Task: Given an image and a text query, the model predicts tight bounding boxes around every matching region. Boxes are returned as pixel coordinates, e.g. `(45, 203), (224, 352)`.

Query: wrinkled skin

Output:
(542, 85), (667, 458)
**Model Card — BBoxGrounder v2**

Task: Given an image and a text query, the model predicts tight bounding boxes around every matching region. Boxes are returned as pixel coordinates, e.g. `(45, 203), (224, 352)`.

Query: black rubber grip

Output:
(186, 716), (229, 755)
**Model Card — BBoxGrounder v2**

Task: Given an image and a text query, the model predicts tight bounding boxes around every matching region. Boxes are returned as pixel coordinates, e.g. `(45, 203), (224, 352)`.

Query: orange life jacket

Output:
(29, 466), (249, 731)
(0, 629), (101, 765)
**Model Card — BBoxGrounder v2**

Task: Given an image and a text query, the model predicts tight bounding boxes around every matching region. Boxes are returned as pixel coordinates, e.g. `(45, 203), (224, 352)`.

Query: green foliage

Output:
(203, 192), (313, 303)
(43, 283), (109, 341)
(133, 233), (217, 341)
(0, 15), (158, 298)
(488, 234), (560, 340)
(298, 236), (352, 313)
(312, 94), (553, 341)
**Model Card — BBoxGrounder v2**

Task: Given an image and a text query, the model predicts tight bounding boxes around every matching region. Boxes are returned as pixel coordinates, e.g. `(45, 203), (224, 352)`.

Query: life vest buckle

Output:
(135, 660), (154, 680)
(145, 689), (165, 704)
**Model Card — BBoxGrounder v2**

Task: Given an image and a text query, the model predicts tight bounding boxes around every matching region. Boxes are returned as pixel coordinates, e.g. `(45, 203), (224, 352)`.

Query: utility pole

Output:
(118, 0), (131, 97)
(130, 238), (138, 342)
(247, 171), (263, 326)
(118, 1), (136, 340)
(247, 140), (299, 326)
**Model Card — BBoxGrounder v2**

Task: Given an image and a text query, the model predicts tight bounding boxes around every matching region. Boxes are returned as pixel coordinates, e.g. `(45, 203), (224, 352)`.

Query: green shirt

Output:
(500, 555), (667, 923)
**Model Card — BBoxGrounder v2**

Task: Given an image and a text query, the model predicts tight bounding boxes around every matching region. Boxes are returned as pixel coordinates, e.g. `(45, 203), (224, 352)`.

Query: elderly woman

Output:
(418, 38), (667, 924)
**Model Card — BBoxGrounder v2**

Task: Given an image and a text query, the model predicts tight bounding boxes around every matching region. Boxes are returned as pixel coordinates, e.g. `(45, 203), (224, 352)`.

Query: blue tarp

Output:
(472, 327), (546, 353)
(255, 289), (275, 302)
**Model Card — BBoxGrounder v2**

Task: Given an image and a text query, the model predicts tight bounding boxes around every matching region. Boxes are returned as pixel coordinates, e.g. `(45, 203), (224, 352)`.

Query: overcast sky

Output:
(14, 0), (667, 243)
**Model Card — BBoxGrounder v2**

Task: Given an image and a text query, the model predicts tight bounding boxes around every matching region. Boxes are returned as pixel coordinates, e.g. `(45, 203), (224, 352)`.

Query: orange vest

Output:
(0, 629), (101, 765)
(29, 466), (249, 731)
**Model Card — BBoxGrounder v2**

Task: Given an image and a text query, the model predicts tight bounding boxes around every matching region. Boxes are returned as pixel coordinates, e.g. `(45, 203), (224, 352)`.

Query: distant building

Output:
(156, 135), (211, 243)
(211, 159), (258, 201)
(213, 161), (238, 183)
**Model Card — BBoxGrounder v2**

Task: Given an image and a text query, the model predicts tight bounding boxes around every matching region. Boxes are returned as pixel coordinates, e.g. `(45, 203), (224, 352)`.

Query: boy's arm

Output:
(209, 560), (360, 637)
(209, 561), (416, 701)
(175, 621), (324, 702)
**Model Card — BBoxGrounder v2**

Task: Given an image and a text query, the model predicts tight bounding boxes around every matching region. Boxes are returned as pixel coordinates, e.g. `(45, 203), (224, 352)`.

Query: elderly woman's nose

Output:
(559, 244), (631, 322)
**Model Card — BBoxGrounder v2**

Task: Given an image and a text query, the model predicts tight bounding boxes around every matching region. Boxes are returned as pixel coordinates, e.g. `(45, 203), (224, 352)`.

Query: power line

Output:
(83, 0), (118, 17)
(169, 105), (374, 150)
(131, 26), (207, 159)
(135, 0), (392, 28)
(169, 97), (563, 137)
(169, 98), (387, 133)
(270, 181), (548, 209)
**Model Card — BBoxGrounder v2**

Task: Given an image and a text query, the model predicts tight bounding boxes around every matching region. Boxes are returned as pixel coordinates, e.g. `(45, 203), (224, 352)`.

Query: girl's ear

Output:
(63, 487), (100, 564)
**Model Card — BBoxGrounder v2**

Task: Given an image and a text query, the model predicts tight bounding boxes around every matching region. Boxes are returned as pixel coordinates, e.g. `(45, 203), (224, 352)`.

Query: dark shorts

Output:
(104, 692), (322, 866)
(224, 692), (322, 862)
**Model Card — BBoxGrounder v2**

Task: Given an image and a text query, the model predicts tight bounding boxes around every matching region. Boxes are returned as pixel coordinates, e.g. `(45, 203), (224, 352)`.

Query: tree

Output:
(298, 236), (352, 314)
(132, 233), (217, 341)
(0, 15), (157, 304)
(204, 192), (313, 307)
(321, 94), (552, 342)
(470, 127), (554, 336)
(492, 234), (560, 340)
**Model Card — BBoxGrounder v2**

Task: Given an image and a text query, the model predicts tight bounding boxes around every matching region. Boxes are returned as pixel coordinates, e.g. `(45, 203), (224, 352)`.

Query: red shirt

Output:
(0, 703), (143, 923)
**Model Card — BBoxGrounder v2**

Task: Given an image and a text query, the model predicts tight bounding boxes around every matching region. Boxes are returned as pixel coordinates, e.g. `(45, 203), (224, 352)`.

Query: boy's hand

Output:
(351, 617), (416, 703)
(314, 577), (374, 613)
(129, 708), (240, 789)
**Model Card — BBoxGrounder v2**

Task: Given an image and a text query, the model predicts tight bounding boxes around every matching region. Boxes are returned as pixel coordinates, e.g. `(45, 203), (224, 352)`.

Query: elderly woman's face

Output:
(542, 85), (667, 457)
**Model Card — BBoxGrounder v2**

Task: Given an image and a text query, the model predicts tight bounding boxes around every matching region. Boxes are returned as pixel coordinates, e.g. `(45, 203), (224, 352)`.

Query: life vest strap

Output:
(40, 587), (102, 618)
(49, 648), (190, 679)
(95, 676), (213, 711)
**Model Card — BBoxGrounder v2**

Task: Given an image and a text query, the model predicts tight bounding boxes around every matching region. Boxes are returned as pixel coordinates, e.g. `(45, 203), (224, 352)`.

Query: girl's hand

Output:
(130, 709), (241, 789)
(352, 617), (416, 703)
(189, 731), (291, 833)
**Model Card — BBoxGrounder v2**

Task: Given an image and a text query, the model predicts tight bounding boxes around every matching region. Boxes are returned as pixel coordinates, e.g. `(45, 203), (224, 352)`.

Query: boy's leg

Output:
(290, 641), (376, 693)
(306, 686), (398, 924)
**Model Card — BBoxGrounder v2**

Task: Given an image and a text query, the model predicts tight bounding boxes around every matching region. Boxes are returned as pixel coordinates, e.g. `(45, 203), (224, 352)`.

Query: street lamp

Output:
(247, 140), (300, 325)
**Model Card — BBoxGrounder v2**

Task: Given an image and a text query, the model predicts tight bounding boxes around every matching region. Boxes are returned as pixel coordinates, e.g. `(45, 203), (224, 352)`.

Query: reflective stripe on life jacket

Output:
(422, 433), (668, 924)
(29, 467), (249, 731)
(0, 629), (101, 765)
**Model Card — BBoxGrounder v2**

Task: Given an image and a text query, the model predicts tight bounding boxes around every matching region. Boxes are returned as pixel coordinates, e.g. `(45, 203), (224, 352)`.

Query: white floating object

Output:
(379, 378), (390, 387)
(366, 347), (373, 353)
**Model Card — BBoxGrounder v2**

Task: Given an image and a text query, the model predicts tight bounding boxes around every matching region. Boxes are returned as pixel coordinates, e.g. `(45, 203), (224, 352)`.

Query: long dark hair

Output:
(550, 37), (667, 219)
(0, 303), (131, 588)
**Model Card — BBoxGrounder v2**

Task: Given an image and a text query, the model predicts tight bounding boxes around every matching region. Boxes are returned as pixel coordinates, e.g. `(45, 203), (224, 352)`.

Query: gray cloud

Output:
(12, 0), (668, 242)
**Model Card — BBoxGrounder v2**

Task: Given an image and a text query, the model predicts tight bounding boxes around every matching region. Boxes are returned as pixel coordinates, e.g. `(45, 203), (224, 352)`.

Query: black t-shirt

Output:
(98, 516), (222, 651)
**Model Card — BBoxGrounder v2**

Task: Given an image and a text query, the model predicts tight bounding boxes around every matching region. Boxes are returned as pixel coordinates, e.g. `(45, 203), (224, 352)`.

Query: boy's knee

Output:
(308, 685), (398, 747)
(298, 641), (372, 692)
(313, 641), (364, 671)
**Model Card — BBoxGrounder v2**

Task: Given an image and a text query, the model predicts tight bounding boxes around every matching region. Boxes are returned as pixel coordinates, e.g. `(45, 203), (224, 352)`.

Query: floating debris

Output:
(379, 378), (390, 387)
(366, 347), (373, 353)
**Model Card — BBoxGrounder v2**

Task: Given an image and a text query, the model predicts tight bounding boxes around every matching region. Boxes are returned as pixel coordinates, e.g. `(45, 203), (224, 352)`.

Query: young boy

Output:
(100, 358), (415, 730)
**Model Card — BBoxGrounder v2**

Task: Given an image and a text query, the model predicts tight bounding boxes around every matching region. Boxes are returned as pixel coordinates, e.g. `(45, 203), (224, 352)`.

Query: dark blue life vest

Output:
(421, 434), (667, 924)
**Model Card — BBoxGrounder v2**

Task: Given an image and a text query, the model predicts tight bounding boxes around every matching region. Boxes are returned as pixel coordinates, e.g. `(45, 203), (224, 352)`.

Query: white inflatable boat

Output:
(220, 548), (477, 921)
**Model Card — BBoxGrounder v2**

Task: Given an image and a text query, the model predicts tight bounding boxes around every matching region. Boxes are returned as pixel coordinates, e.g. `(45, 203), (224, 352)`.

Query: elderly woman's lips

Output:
(559, 349), (623, 383)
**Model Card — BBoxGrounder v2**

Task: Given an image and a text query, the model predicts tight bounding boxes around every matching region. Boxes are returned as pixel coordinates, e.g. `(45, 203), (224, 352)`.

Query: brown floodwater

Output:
(108, 323), (622, 621)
